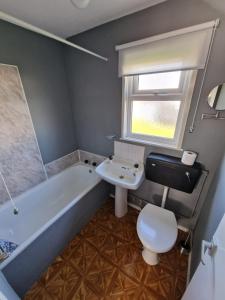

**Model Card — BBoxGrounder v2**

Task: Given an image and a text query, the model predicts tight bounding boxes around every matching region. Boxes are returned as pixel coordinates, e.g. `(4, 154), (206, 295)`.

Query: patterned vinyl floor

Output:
(24, 199), (188, 300)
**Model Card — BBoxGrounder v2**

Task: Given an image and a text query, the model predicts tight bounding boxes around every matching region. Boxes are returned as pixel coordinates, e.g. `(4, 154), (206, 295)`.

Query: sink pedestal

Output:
(115, 186), (128, 218)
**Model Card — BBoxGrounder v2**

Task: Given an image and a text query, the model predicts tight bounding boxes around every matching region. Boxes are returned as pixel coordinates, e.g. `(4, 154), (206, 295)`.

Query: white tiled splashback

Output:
(114, 141), (145, 163)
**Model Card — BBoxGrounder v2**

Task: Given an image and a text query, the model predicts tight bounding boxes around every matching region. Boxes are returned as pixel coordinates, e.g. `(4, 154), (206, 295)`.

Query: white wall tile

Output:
(114, 141), (145, 163)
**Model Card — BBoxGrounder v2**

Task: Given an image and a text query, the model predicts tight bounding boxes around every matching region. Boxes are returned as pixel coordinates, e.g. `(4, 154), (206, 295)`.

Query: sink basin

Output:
(96, 157), (144, 189)
(96, 157), (144, 217)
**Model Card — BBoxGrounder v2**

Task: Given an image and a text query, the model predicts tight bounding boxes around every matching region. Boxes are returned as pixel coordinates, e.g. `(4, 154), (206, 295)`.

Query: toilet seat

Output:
(137, 204), (178, 253)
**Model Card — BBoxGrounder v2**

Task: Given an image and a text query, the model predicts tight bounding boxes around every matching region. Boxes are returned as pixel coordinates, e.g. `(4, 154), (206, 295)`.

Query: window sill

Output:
(120, 137), (183, 151)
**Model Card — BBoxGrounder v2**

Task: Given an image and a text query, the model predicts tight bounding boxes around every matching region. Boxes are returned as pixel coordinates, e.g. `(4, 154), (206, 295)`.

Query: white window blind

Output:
(116, 20), (218, 77)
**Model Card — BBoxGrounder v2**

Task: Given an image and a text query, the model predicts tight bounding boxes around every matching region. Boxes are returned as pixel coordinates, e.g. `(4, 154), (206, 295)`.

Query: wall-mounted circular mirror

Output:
(208, 84), (225, 110)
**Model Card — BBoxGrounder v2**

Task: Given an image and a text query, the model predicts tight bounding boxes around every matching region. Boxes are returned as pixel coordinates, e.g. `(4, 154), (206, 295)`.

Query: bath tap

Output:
(84, 159), (98, 167)
(13, 207), (19, 215)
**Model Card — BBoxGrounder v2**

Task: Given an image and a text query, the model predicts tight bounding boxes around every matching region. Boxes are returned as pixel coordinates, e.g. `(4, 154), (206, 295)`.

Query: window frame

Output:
(132, 71), (186, 95)
(121, 70), (197, 149)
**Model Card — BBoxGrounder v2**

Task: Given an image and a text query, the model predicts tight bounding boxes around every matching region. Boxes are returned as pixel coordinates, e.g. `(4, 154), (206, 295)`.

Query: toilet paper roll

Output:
(181, 151), (197, 166)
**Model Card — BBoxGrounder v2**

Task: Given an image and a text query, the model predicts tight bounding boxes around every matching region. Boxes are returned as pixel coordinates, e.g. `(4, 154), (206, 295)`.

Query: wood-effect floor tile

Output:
(24, 199), (188, 300)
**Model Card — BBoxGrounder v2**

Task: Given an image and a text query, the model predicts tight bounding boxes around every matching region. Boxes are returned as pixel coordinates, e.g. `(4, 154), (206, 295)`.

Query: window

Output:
(117, 20), (216, 148)
(137, 71), (182, 91)
(122, 70), (196, 148)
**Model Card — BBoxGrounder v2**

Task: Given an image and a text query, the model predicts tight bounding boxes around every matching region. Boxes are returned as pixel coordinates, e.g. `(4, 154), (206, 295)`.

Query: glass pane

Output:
(131, 101), (180, 139)
(138, 71), (181, 90)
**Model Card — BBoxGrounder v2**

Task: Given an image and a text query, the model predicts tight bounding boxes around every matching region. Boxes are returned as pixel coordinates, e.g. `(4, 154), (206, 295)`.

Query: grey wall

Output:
(65, 0), (225, 159)
(191, 150), (225, 274)
(64, 0), (225, 272)
(0, 20), (77, 164)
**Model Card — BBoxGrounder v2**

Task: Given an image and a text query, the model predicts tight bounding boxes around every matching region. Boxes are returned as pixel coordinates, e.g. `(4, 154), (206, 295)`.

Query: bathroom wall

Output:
(191, 150), (225, 274)
(0, 20), (80, 203)
(0, 61), (103, 202)
(0, 176), (10, 205)
(65, 0), (225, 226)
(0, 63), (81, 202)
(0, 20), (77, 164)
(0, 64), (47, 198)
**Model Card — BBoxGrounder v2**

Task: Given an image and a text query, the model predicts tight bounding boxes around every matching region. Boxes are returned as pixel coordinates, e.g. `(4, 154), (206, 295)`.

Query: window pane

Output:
(138, 71), (181, 90)
(131, 101), (180, 139)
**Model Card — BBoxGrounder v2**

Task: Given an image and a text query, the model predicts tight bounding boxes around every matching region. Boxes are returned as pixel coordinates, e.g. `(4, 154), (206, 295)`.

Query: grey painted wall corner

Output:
(64, 0), (225, 274)
(191, 151), (225, 275)
(0, 20), (77, 164)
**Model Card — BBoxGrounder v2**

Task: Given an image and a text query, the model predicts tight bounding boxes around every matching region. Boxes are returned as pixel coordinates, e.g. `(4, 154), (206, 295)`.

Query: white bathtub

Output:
(0, 163), (101, 270)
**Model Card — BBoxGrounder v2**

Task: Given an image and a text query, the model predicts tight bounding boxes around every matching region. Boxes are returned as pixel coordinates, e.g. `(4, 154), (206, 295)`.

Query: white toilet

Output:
(137, 203), (178, 265)
(137, 152), (201, 265)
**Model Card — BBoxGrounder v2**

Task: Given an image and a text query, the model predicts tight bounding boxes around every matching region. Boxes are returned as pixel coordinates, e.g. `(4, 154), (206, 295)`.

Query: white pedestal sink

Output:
(96, 157), (144, 217)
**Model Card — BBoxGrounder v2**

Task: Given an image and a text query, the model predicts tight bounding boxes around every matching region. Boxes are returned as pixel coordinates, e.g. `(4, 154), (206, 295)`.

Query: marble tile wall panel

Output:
(45, 150), (79, 178)
(79, 150), (106, 166)
(0, 173), (10, 205)
(0, 65), (47, 199)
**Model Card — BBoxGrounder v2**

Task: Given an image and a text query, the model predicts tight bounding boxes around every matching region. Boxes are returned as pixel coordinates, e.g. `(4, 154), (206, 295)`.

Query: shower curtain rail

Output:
(0, 11), (108, 62)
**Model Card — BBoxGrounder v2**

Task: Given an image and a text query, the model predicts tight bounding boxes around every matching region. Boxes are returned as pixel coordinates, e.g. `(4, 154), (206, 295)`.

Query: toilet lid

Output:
(137, 204), (178, 253)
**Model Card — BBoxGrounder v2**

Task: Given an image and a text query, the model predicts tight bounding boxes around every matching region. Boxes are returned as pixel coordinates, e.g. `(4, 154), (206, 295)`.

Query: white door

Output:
(182, 213), (225, 300)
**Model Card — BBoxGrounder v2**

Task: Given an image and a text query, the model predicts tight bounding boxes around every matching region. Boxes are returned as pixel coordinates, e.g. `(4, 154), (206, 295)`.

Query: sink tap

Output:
(108, 155), (113, 163)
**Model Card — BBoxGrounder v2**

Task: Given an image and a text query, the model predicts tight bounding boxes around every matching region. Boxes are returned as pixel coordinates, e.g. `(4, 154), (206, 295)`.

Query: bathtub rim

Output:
(0, 162), (96, 212)
(0, 162), (101, 270)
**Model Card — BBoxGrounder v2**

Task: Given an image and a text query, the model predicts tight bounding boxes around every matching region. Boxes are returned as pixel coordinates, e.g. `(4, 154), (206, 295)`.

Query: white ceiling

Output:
(0, 0), (167, 38)
(203, 0), (225, 14)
